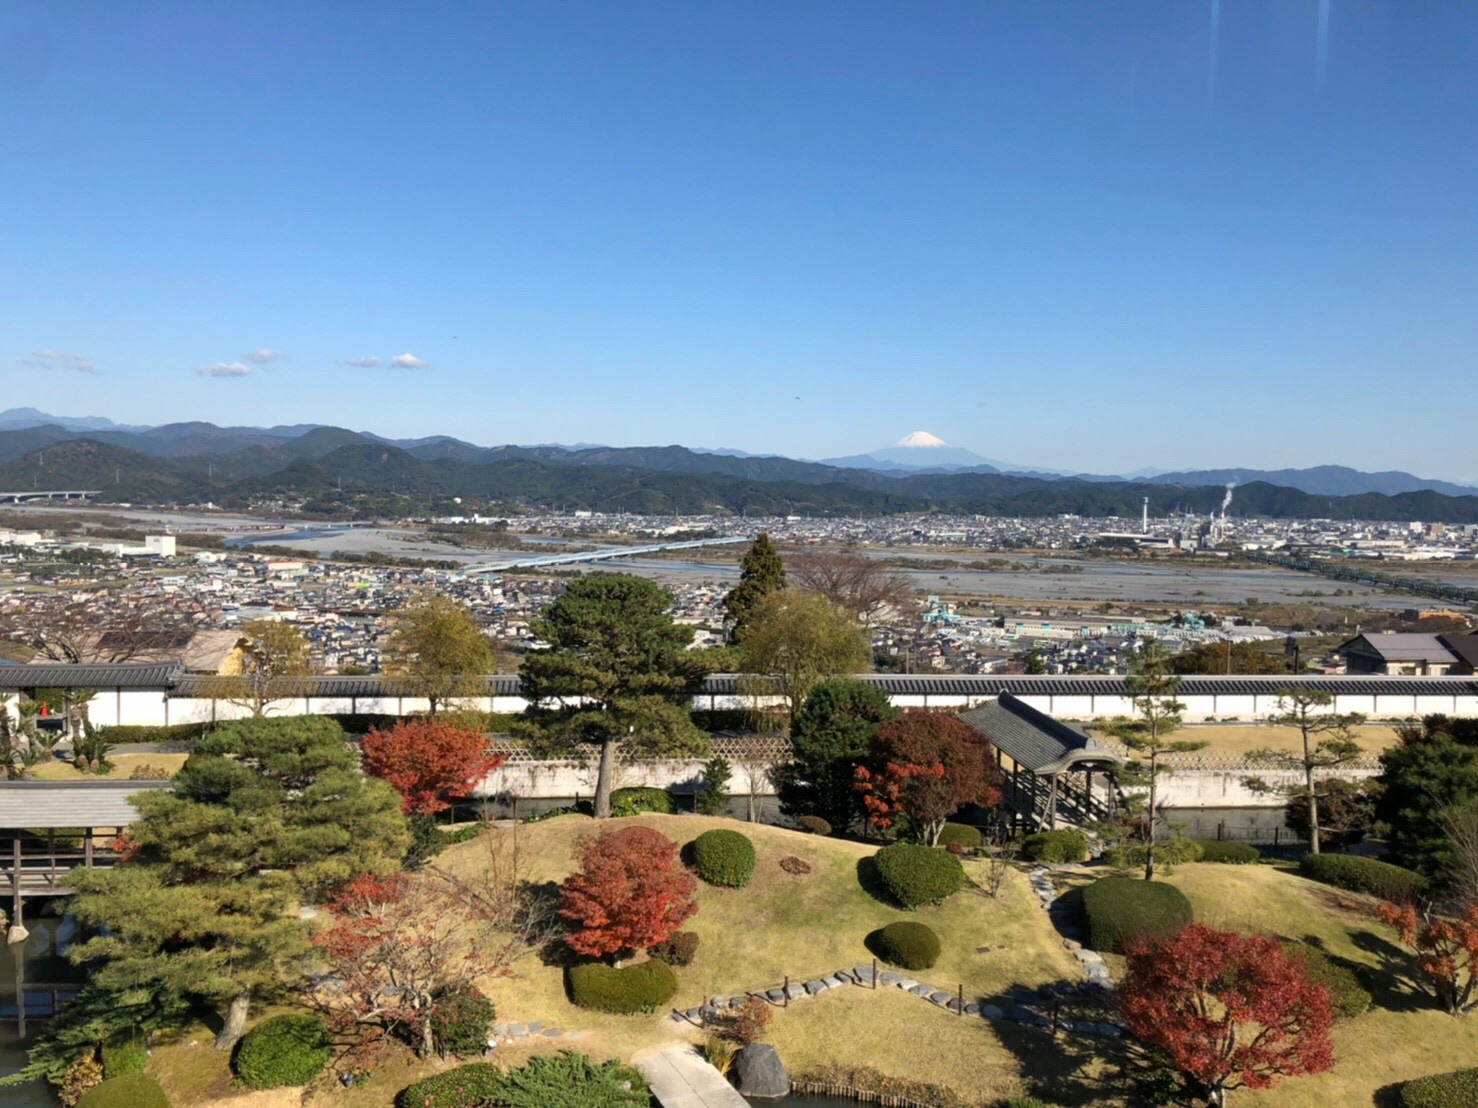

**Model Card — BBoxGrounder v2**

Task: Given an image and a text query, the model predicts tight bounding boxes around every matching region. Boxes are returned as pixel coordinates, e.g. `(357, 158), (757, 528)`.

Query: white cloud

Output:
(29, 350), (97, 374)
(197, 362), (252, 378)
(390, 352), (431, 369)
(244, 348), (282, 365)
(346, 356), (383, 368)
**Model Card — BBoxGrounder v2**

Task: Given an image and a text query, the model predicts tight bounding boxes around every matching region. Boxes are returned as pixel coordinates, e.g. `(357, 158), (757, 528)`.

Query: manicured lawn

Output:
(30, 752), (189, 781)
(1114, 722), (1395, 758)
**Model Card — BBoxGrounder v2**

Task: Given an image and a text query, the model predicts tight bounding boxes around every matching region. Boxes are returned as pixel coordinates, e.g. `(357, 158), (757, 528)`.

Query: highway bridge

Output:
(0, 489), (99, 505)
(460, 535), (749, 574)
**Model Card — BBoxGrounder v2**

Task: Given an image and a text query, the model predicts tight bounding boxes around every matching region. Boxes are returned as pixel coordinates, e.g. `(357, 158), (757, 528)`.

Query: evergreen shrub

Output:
(1278, 941), (1371, 1019)
(874, 921), (941, 970)
(75, 1074), (170, 1108)
(936, 823), (984, 850)
(1080, 876), (1193, 953)
(610, 787), (675, 817)
(99, 1030), (146, 1078)
(1401, 1068), (1478, 1108)
(1020, 829), (1089, 863)
(648, 930), (700, 967)
(233, 1014), (331, 1090)
(873, 843), (965, 909)
(796, 816), (832, 836)
(396, 1063), (503, 1108)
(692, 829), (757, 887)
(429, 985), (496, 1056)
(568, 960), (678, 1014)
(1194, 840), (1260, 864)
(1299, 853), (1427, 901)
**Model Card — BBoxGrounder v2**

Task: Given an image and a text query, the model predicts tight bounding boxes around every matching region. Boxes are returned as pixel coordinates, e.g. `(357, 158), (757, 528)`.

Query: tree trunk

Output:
(1144, 753), (1157, 882)
(1304, 725), (1320, 854)
(594, 739), (615, 819)
(215, 993), (251, 1050)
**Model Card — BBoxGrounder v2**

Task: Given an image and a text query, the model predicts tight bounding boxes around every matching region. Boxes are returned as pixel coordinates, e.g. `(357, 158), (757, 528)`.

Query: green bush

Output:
(648, 930), (700, 967)
(610, 787), (676, 817)
(95, 723), (212, 745)
(1194, 840), (1260, 864)
(76, 1073), (170, 1108)
(796, 815), (832, 836)
(1299, 852), (1427, 901)
(1401, 1068), (1478, 1108)
(233, 1014), (331, 1090)
(873, 843), (965, 909)
(100, 1030), (147, 1078)
(936, 823), (984, 850)
(1020, 829), (1089, 863)
(1080, 876), (1193, 954)
(692, 829), (757, 887)
(494, 1051), (650, 1108)
(1278, 941), (1371, 1019)
(1104, 837), (1203, 872)
(396, 1063), (504, 1108)
(874, 921), (941, 970)
(568, 960), (678, 1014)
(429, 985), (496, 1056)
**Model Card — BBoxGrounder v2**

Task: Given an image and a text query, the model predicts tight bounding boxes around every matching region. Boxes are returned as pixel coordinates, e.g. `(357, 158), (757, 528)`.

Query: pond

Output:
(0, 911), (80, 1107)
(744, 1097), (860, 1107)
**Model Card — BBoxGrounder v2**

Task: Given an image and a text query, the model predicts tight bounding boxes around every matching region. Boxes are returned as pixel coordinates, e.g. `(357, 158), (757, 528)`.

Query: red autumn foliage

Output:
(1119, 923), (1335, 1105)
(854, 711), (1003, 845)
(107, 832), (138, 862)
(361, 719), (504, 815)
(559, 826), (697, 959)
(1379, 900), (1478, 1014)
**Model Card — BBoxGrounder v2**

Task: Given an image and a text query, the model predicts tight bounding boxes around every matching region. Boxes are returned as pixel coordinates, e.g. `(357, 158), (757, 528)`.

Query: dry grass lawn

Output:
(1089, 723), (1395, 759)
(29, 752), (189, 781)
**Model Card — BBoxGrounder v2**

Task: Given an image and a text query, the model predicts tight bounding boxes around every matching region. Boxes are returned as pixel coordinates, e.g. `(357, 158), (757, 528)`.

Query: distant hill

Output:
(1144, 465), (1478, 499)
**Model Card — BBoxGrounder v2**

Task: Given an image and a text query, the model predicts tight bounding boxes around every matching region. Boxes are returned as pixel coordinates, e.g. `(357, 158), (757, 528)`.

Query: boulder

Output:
(732, 1043), (790, 1098)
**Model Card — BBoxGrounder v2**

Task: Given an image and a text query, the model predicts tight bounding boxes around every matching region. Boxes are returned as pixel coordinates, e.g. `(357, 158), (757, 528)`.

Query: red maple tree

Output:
(559, 826), (697, 959)
(1379, 900), (1478, 1014)
(854, 712), (1002, 845)
(361, 719), (504, 815)
(1119, 924), (1335, 1107)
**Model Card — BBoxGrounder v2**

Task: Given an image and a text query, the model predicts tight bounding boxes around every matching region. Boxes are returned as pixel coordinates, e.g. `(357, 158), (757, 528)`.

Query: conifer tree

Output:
(723, 533), (786, 640)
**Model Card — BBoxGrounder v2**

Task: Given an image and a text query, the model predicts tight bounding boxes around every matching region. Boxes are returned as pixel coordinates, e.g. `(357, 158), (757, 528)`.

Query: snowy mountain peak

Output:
(896, 431), (949, 448)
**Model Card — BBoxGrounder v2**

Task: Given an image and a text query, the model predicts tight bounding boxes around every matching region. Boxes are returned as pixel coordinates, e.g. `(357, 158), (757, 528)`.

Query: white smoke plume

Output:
(1221, 483), (1235, 513)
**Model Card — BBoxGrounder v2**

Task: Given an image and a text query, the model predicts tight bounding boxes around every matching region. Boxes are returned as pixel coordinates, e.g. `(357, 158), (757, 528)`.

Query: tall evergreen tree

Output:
(723, 533), (786, 640)
(62, 717), (408, 1052)
(1375, 715), (1478, 881)
(775, 678), (897, 831)
(518, 573), (709, 818)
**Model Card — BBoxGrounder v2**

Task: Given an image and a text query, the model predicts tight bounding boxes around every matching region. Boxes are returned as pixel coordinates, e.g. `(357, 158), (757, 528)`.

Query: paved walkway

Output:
(634, 1044), (749, 1108)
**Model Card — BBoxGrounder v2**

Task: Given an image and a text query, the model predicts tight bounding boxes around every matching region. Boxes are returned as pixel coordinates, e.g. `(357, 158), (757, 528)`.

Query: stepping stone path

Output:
(491, 1021), (583, 1045)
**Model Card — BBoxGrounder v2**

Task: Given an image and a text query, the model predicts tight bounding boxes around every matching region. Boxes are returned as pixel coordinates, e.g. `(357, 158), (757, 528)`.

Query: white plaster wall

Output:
(1156, 766), (1382, 808)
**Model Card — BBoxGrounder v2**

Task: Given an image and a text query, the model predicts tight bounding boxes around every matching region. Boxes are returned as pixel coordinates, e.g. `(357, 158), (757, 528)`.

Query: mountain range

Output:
(1, 410), (1476, 522)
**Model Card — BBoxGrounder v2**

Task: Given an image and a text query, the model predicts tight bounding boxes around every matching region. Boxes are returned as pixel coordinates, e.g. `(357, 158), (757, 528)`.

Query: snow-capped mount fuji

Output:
(823, 431), (1017, 473)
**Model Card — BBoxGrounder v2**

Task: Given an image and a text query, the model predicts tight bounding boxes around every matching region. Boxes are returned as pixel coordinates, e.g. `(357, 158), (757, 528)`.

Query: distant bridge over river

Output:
(0, 489), (99, 505)
(460, 535), (749, 573)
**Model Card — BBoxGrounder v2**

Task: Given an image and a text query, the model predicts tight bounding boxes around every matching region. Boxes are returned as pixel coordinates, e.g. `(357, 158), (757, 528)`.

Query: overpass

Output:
(460, 535), (749, 574)
(0, 489), (99, 505)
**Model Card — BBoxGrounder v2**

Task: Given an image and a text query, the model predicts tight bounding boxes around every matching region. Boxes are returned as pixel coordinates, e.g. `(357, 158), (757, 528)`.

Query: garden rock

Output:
(732, 1044), (791, 1098)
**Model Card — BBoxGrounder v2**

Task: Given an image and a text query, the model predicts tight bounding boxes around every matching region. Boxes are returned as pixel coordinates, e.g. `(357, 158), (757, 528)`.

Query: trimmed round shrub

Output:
(1080, 876), (1193, 954)
(1020, 829), (1089, 863)
(76, 1073), (170, 1108)
(1401, 1068), (1478, 1108)
(429, 985), (496, 1057)
(1278, 941), (1371, 1019)
(610, 787), (675, 817)
(796, 815), (832, 836)
(100, 1030), (147, 1078)
(936, 823), (984, 850)
(873, 842), (965, 909)
(568, 960), (678, 1014)
(233, 1014), (331, 1090)
(1194, 840), (1260, 864)
(875, 921), (941, 970)
(692, 829), (757, 887)
(649, 930), (700, 967)
(397, 1063), (503, 1108)
(1300, 852), (1427, 901)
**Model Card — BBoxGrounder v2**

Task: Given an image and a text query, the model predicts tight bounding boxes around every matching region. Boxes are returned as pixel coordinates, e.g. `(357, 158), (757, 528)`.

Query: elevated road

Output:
(460, 535), (748, 574)
(0, 489), (99, 504)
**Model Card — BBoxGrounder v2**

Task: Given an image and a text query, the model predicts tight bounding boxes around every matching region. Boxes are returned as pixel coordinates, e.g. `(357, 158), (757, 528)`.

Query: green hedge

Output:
(796, 815), (832, 836)
(100, 1030), (147, 1078)
(692, 829), (757, 887)
(1401, 1068), (1478, 1108)
(1080, 876), (1193, 954)
(1299, 852), (1427, 901)
(936, 823), (984, 850)
(568, 960), (678, 1014)
(1021, 829), (1089, 863)
(874, 921), (941, 970)
(97, 723), (212, 744)
(396, 1063), (504, 1108)
(610, 787), (676, 817)
(76, 1074), (170, 1108)
(873, 843), (965, 909)
(1194, 840), (1260, 864)
(233, 1014), (331, 1090)
(1278, 941), (1371, 1019)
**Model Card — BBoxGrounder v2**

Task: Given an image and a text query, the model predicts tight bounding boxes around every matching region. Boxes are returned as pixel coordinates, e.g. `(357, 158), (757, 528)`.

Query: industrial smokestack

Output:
(1142, 497), (1149, 535)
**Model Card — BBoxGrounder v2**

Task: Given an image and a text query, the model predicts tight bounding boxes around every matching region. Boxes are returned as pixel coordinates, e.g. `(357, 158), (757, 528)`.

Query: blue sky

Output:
(3, 2), (1475, 480)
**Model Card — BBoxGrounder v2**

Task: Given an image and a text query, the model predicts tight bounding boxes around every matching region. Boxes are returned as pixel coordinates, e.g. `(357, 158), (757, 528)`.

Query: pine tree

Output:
(775, 678), (897, 831)
(62, 717), (408, 1053)
(723, 533), (786, 640)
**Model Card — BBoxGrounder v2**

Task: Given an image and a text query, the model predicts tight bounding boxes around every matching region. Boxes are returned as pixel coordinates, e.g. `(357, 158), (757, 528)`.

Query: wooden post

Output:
(784, 974), (789, 1009)
(957, 983), (963, 1016)
(84, 829), (94, 868)
(1046, 776), (1058, 832)
(47, 829), (55, 885)
(872, 958), (877, 990)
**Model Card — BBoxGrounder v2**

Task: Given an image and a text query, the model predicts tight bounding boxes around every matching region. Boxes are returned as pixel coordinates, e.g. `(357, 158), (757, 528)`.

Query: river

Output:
(0, 912), (79, 1107)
